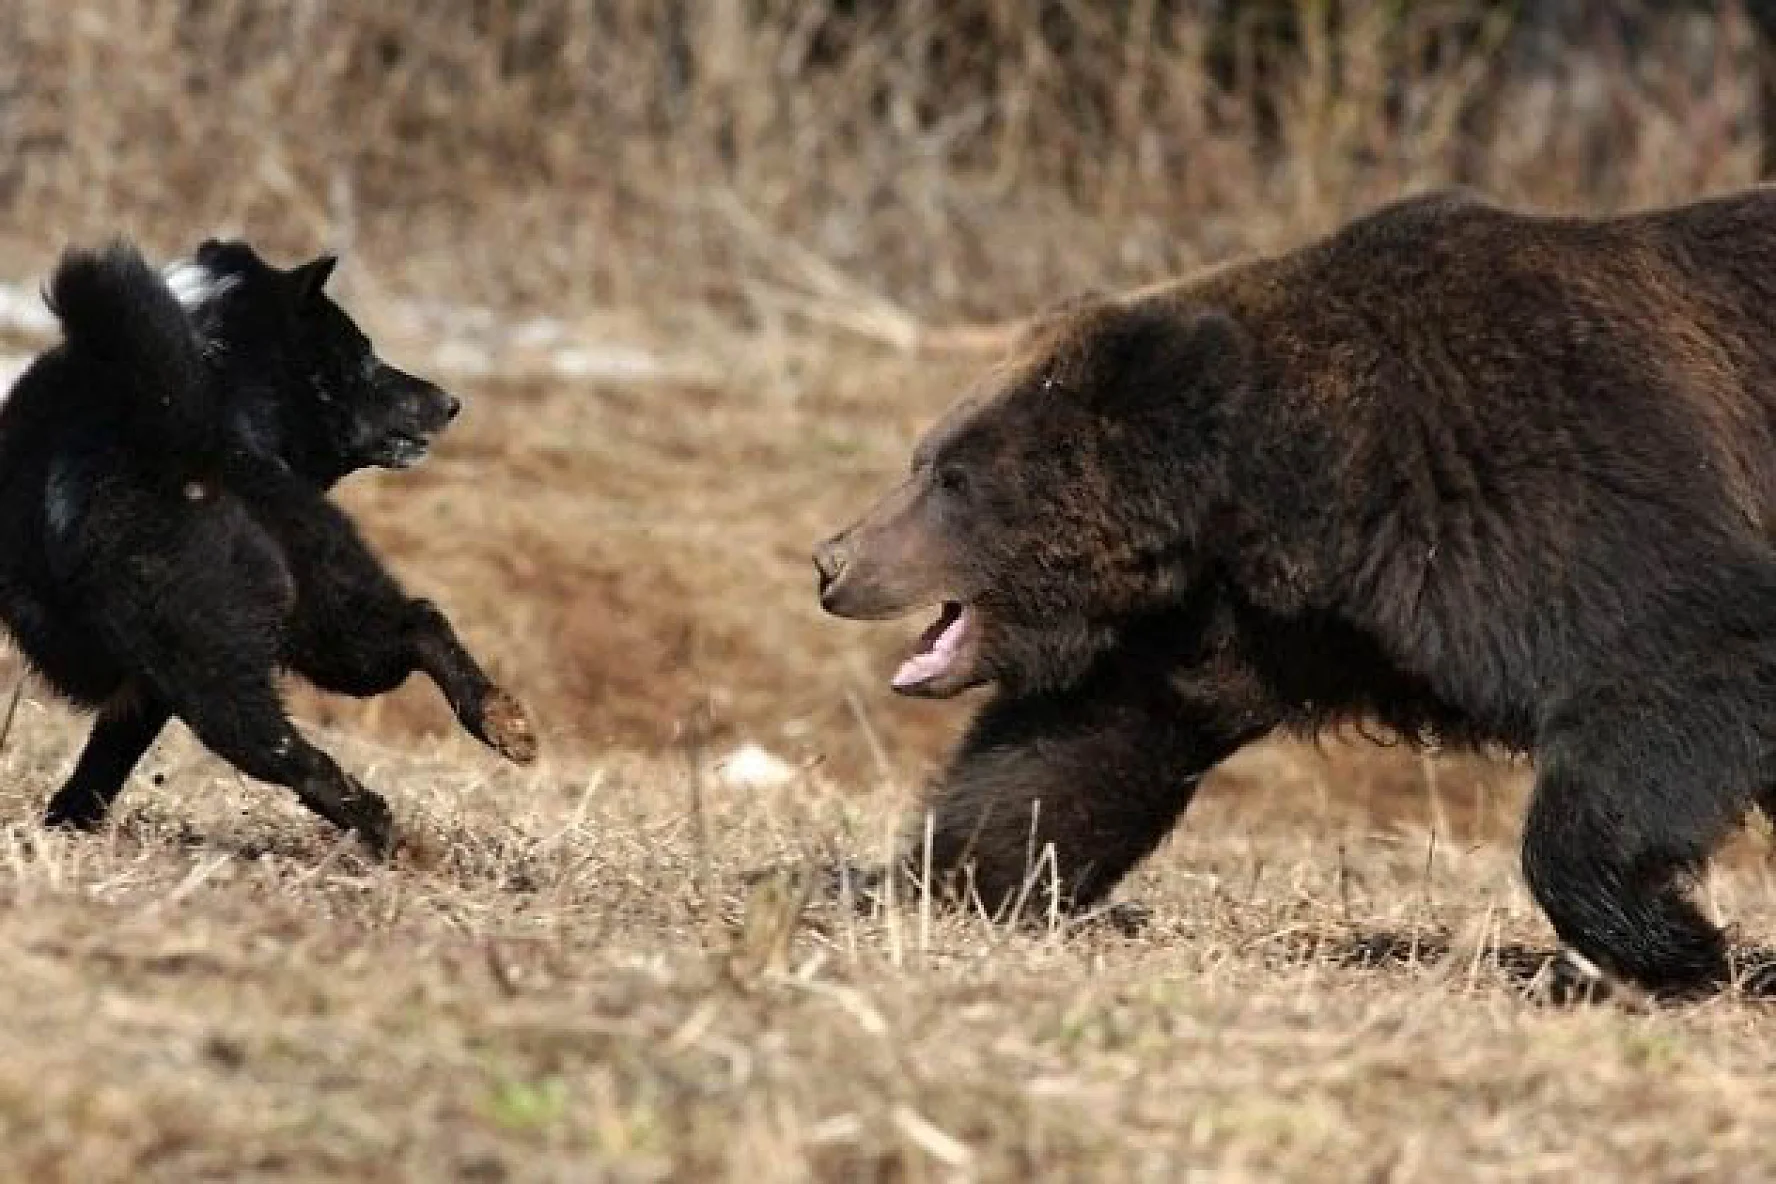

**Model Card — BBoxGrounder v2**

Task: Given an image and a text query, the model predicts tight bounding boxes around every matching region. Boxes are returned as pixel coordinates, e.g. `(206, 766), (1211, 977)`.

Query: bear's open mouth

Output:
(893, 601), (970, 691)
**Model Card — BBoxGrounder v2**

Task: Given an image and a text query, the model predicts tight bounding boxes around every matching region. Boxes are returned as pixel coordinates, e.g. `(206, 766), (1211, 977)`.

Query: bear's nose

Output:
(813, 537), (850, 594)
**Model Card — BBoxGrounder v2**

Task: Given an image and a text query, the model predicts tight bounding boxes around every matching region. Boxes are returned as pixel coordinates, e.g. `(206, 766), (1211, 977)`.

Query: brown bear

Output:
(813, 186), (1776, 997)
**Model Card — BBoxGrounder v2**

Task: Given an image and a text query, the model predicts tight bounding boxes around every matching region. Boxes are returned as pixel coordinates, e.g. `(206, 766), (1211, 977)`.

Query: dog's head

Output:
(165, 240), (460, 485)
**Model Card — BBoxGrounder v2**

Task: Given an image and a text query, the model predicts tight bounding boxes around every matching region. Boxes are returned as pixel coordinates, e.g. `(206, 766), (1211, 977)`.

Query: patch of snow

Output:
(392, 300), (679, 382)
(547, 345), (664, 380)
(431, 340), (496, 377)
(510, 317), (570, 349)
(714, 742), (798, 790)
(0, 282), (55, 337)
(0, 354), (28, 399)
(389, 300), (501, 337)
(0, 280), (693, 385)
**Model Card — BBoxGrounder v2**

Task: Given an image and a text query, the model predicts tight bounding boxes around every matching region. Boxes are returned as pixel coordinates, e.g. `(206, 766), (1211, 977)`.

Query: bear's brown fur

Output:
(815, 185), (1776, 996)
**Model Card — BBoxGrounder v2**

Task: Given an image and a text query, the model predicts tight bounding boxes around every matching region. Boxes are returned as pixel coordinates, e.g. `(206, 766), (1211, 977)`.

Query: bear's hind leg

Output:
(1523, 690), (1760, 997)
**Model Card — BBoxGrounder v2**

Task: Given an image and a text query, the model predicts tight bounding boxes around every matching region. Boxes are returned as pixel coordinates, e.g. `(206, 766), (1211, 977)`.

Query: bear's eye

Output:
(935, 464), (971, 498)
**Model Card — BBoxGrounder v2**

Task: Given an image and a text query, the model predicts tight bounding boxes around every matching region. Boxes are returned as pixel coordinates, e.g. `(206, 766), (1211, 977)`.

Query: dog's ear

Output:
(194, 239), (263, 273)
(288, 254), (338, 303)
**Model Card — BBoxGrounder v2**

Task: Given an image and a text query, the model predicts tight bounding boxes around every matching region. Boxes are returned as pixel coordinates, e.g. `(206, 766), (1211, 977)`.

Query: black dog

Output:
(0, 240), (536, 852)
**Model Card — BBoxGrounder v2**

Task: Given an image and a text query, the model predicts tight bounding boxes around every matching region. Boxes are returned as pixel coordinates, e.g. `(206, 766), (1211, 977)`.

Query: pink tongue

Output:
(892, 609), (967, 689)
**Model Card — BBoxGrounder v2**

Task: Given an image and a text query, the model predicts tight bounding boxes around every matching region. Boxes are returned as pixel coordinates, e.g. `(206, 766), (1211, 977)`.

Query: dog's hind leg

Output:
(42, 692), (170, 831)
(50, 485), (393, 851)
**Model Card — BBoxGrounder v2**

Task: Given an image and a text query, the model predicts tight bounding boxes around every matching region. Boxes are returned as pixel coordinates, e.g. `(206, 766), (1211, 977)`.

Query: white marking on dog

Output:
(161, 260), (240, 310)
(44, 456), (83, 539)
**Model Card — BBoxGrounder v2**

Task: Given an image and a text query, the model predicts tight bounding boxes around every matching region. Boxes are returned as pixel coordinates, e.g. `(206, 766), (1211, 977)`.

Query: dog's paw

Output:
(42, 791), (110, 833)
(339, 787), (396, 860)
(480, 688), (538, 765)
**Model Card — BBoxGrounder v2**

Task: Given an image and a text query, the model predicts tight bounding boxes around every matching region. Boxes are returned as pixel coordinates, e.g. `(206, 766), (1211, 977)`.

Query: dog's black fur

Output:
(0, 240), (536, 851)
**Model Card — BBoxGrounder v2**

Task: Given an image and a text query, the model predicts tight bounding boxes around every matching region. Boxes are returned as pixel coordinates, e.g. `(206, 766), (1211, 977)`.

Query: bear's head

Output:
(815, 299), (1249, 698)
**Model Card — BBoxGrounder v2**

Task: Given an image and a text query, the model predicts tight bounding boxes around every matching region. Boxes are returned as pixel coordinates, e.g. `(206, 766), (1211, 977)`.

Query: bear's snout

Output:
(813, 536), (851, 607)
(812, 526), (934, 620)
(815, 474), (960, 620)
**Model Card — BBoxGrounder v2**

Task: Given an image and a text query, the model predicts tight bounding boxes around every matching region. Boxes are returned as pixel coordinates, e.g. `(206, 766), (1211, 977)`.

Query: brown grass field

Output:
(7, 3), (1776, 1179)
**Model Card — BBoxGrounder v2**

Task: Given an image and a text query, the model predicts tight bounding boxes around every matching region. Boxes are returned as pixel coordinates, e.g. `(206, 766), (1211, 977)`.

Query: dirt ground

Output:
(3, 698), (1776, 1181)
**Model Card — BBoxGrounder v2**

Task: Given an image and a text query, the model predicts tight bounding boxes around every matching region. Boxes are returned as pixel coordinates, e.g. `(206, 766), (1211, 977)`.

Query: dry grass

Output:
(4, 709), (1776, 1180)
(4, 2), (1776, 1179)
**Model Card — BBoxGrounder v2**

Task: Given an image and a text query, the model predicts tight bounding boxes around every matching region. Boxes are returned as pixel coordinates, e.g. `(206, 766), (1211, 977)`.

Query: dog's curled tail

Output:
(45, 241), (218, 479)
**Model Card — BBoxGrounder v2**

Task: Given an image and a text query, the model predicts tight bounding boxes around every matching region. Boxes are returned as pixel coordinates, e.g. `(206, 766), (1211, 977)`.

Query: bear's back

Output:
(1137, 188), (1776, 726)
(1186, 187), (1776, 545)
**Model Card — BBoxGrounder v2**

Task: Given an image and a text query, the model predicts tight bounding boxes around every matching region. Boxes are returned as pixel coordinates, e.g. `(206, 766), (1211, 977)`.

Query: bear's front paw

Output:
(1069, 899), (1153, 937)
(742, 858), (896, 913)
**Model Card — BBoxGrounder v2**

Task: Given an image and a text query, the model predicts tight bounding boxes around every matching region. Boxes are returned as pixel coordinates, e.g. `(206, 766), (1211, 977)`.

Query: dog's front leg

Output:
(403, 599), (537, 765)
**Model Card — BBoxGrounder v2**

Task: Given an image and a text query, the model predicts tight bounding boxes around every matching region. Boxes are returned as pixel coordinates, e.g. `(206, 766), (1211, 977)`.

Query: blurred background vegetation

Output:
(3, 1), (1772, 320)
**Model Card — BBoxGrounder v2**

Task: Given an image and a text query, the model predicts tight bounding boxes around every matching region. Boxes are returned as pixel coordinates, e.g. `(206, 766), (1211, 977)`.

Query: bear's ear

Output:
(1077, 304), (1248, 421)
(287, 254), (339, 304)
(1026, 289), (1110, 335)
